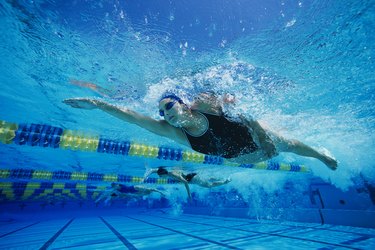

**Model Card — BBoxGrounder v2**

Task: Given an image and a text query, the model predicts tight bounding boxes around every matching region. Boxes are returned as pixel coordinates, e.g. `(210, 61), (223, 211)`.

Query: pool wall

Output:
(184, 181), (375, 228)
(2, 179), (374, 229)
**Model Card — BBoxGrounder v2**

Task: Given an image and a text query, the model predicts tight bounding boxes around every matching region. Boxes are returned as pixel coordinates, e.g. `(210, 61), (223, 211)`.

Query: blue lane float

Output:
(0, 120), (310, 173)
(0, 168), (176, 184)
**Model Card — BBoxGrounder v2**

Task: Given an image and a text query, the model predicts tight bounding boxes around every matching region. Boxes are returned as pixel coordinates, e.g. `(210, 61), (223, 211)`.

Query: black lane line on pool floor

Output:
(40, 218), (74, 250)
(99, 216), (137, 250)
(128, 225), (220, 241)
(145, 214), (363, 250)
(183, 213), (375, 238)
(169, 243), (211, 250)
(148, 214), (307, 245)
(0, 221), (40, 238)
(49, 239), (120, 250)
(126, 215), (241, 250)
(341, 235), (373, 245)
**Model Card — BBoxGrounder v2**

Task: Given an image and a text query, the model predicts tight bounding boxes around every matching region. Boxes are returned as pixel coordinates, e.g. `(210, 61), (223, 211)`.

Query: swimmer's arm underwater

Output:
(63, 98), (188, 145)
(171, 172), (192, 200)
(182, 180), (192, 201)
(192, 92), (236, 114)
(192, 92), (223, 114)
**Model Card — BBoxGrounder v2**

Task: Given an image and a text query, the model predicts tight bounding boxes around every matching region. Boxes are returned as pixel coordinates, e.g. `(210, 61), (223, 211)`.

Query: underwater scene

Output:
(0, 0), (374, 249)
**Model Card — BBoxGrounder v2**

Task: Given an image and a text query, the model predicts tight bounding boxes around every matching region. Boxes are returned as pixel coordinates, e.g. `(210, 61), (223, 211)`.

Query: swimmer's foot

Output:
(322, 155), (338, 171)
(317, 148), (338, 171)
(225, 177), (232, 184)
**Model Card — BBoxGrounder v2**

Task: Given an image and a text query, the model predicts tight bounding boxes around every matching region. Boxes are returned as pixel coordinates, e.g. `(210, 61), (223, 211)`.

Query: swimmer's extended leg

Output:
(104, 196), (113, 206)
(142, 168), (158, 182)
(95, 192), (106, 204)
(276, 137), (337, 170)
(151, 188), (166, 197)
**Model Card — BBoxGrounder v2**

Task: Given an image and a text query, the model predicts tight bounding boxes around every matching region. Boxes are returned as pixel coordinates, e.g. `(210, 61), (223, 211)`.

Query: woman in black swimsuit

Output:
(64, 91), (337, 170)
(143, 166), (231, 200)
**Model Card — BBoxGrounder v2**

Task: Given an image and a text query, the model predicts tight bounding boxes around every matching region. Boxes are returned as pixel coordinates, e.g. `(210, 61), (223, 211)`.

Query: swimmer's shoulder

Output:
(157, 120), (190, 146)
(191, 92), (227, 115)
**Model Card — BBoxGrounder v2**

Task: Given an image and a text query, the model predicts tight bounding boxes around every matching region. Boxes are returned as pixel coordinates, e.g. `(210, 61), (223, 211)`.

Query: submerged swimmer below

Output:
(94, 183), (164, 206)
(143, 166), (231, 200)
(64, 90), (337, 170)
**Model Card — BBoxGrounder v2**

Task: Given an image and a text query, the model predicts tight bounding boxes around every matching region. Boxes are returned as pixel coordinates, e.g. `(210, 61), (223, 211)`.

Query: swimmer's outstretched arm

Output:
(134, 186), (165, 196)
(63, 98), (188, 145)
(169, 172), (192, 200)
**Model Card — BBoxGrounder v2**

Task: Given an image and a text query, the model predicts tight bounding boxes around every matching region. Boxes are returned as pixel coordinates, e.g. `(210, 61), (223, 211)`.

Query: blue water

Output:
(1, 0), (375, 249)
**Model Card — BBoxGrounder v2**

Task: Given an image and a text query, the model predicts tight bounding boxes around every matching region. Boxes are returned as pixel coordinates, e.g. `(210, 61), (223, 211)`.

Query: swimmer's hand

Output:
(63, 98), (100, 110)
(223, 93), (236, 104)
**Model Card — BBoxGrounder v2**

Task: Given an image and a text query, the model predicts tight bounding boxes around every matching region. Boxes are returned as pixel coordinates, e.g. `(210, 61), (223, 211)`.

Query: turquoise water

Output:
(0, 0), (375, 249)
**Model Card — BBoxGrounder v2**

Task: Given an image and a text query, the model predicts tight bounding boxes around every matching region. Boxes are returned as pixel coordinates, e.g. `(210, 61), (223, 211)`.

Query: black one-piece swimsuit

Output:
(182, 112), (258, 158)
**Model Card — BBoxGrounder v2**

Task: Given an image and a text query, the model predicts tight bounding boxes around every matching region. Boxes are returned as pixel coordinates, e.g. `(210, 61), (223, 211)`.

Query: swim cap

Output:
(157, 167), (169, 176)
(159, 92), (184, 104)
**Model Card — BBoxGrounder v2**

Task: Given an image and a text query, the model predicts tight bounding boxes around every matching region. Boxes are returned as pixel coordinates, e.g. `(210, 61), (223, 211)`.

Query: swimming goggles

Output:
(159, 100), (177, 116)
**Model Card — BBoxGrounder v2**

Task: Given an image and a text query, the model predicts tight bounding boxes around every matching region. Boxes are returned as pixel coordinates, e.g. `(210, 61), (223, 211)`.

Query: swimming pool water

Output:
(1, 0), (375, 249)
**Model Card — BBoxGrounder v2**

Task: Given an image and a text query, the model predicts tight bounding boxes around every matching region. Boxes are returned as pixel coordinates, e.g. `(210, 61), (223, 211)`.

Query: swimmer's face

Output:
(159, 98), (186, 127)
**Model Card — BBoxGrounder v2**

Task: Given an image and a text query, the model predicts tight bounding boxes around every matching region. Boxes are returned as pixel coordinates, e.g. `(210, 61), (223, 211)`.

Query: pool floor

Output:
(1, 212), (374, 249)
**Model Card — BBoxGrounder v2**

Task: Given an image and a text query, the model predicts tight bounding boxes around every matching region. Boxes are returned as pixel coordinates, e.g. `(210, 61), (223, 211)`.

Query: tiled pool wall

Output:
(1, 181), (374, 229)
(185, 182), (375, 228)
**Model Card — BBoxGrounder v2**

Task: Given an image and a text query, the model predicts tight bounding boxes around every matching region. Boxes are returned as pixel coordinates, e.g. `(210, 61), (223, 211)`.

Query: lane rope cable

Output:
(0, 120), (309, 173)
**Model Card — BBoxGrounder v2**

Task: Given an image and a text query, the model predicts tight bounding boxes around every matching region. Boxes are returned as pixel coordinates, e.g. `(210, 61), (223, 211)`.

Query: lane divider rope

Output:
(0, 120), (309, 172)
(0, 168), (175, 184)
